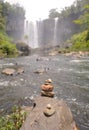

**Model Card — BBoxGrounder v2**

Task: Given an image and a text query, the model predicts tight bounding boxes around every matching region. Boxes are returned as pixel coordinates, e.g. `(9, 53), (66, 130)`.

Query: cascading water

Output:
(28, 22), (35, 48)
(24, 20), (29, 43)
(24, 21), (38, 48)
(0, 55), (89, 130)
(33, 21), (38, 48)
(24, 18), (68, 48)
(53, 18), (58, 46)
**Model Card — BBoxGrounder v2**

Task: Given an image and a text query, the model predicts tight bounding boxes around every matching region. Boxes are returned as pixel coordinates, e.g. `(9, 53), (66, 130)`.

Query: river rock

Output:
(17, 68), (24, 74)
(34, 68), (46, 74)
(41, 84), (54, 92)
(1, 68), (15, 75)
(2, 67), (24, 75)
(41, 90), (54, 97)
(20, 96), (79, 130)
(45, 79), (52, 83)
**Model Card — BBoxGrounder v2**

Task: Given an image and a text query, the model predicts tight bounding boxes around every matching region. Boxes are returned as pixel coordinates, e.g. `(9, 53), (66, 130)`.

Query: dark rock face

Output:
(20, 96), (79, 130)
(16, 42), (31, 56)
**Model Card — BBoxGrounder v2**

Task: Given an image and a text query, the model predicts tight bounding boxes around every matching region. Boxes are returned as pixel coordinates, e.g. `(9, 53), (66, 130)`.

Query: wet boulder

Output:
(20, 96), (79, 130)
(34, 68), (47, 74)
(16, 68), (24, 74)
(1, 67), (24, 75)
(16, 42), (31, 56)
(2, 68), (15, 75)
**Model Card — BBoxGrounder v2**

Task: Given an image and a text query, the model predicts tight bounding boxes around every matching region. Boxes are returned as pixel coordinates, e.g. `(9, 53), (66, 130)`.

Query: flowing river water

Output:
(0, 54), (89, 130)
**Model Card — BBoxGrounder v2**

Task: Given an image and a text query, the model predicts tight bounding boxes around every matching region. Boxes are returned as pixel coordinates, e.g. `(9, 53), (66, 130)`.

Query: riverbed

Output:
(0, 54), (89, 130)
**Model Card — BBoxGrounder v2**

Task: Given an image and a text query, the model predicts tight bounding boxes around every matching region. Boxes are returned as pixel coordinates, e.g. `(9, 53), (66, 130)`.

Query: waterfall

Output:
(54, 18), (58, 46)
(24, 21), (38, 48)
(24, 20), (29, 43)
(28, 22), (35, 48)
(24, 18), (61, 48)
(33, 21), (38, 48)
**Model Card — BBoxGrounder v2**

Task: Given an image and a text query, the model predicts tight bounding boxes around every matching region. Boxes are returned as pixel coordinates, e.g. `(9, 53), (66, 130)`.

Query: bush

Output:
(0, 32), (18, 57)
(0, 106), (26, 130)
(68, 30), (89, 51)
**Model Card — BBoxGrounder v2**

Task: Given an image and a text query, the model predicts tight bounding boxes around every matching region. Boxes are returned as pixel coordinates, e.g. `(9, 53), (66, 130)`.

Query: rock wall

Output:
(27, 14), (79, 48)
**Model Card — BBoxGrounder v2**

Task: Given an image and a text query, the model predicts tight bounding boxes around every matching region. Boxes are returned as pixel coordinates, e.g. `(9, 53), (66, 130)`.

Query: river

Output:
(0, 54), (89, 130)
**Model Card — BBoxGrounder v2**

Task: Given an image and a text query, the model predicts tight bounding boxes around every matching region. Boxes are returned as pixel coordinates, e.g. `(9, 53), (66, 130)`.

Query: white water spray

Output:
(33, 21), (38, 48)
(24, 21), (38, 48)
(54, 18), (58, 45)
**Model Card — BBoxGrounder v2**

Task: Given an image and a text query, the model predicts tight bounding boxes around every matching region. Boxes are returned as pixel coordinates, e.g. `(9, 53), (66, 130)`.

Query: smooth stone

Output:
(2, 68), (15, 75)
(17, 68), (24, 74)
(43, 107), (56, 117)
(41, 84), (54, 92)
(41, 91), (54, 97)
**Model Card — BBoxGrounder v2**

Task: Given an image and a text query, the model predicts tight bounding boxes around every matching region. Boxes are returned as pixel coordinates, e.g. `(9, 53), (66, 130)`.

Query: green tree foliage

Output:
(48, 0), (89, 51)
(69, 31), (89, 51)
(49, 0), (89, 19)
(0, 2), (6, 31)
(74, 5), (89, 29)
(0, 1), (25, 57)
(0, 32), (18, 56)
(74, 2), (89, 41)
(49, 8), (60, 18)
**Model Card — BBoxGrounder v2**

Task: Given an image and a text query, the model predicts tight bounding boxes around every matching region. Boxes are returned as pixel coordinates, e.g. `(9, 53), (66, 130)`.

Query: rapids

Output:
(0, 54), (89, 130)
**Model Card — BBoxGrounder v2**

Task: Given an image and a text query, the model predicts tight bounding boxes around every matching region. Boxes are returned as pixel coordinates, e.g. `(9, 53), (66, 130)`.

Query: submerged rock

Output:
(20, 96), (79, 130)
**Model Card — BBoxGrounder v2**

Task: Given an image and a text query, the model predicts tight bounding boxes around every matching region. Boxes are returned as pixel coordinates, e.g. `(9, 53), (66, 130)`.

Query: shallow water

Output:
(0, 54), (89, 130)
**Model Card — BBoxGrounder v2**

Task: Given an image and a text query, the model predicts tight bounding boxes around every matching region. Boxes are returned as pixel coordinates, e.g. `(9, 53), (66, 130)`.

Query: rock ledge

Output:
(20, 96), (79, 130)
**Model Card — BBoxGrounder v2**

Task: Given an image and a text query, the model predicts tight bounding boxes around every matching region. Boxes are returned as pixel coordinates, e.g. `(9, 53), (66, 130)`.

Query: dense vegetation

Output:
(0, 1), (25, 57)
(0, 106), (26, 130)
(68, 31), (89, 51)
(49, 0), (89, 51)
(0, 32), (18, 57)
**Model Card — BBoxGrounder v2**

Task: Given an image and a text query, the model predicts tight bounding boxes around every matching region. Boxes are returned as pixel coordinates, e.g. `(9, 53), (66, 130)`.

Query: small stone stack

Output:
(43, 104), (56, 117)
(41, 79), (54, 97)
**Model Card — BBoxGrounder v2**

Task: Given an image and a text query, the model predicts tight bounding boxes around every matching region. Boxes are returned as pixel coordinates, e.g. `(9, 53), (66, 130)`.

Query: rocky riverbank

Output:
(0, 54), (89, 130)
(20, 96), (79, 130)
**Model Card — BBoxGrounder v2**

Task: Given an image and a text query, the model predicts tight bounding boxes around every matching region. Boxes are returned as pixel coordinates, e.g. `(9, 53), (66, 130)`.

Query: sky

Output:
(5, 0), (76, 21)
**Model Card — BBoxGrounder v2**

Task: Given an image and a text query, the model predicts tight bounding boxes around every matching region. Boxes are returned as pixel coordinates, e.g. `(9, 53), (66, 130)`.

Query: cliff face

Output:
(6, 20), (25, 41)
(4, 3), (25, 41)
(27, 13), (80, 48)
(20, 96), (79, 130)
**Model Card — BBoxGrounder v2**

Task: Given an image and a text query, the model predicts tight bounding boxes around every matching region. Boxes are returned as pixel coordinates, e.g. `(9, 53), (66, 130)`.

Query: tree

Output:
(0, 2), (6, 31)
(49, 8), (60, 18)
(74, 4), (89, 40)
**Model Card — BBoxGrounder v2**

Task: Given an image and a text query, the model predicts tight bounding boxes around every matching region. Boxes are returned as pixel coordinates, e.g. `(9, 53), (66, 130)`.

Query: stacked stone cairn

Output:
(41, 79), (54, 97)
